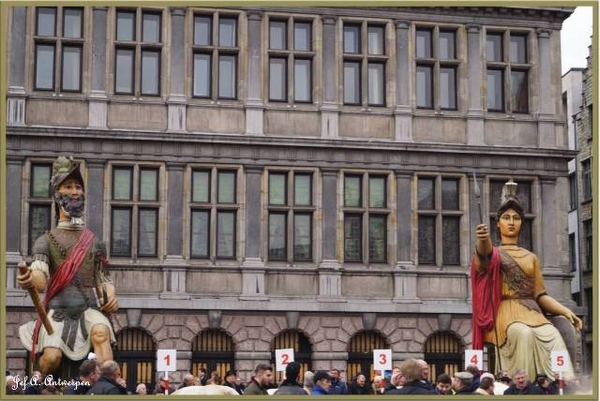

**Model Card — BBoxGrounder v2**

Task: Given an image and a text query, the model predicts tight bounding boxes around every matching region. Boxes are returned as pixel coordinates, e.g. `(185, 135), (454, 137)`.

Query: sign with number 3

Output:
(275, 348), (295, 371)
(374, 349), (392, 371)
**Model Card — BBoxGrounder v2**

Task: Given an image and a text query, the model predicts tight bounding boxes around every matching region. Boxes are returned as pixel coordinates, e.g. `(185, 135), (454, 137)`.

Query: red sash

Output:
(471, 247), (501, 349)
(31, 228), (95, 360)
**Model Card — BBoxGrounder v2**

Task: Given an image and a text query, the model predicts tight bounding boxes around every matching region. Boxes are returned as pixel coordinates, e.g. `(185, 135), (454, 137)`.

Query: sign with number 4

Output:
(275, 348), (295, 371)
(374, 349), (392, 371)
(157, 349), (177, 372)
(551, 350), (570, 372)
(464, 349), (483, 370)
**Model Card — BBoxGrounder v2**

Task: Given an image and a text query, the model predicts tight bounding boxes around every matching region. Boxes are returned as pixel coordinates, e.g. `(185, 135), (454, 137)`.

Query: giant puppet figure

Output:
(17, 156), (118, 375)
(471, 179), (582, 381)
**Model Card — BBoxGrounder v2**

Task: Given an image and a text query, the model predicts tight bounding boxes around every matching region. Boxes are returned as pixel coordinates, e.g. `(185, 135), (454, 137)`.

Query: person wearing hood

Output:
(274, 362), (308, 395)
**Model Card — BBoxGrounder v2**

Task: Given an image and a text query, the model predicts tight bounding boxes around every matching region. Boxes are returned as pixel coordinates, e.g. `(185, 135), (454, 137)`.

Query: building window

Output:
(485, 31), (530, 113)
(268, 16), (314, 103)
(417, 176), (463, 266)
(343, 21), (388, 106)
(489, 179), (534, 251)
(588, 104), (593, 139)
(582, 158), (592, 201)
(415, 27), (459, 110)
(110, 164), (162, 258)
(34, 7), (84, 92)
(192, 13), (238, 99)
(114, 8), (163, 96)
(569, 173), (578, 211)
(343, 172), (390, 264)
(189, 167), (238, 260)
(569, 233), (577, 272)
(267, 170), (314, 262)
(584, 288), (592, 332)
(27, 162), (53, 254)
(584, 219), (592, 271)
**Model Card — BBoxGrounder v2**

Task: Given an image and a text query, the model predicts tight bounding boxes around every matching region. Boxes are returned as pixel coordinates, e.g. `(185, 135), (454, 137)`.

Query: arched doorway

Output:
(347, 331), (389, 381)
(114, 328), (157, 394)
(191, 329), (235, 380)
(270, 330), (312, 383)
(423, 331), (463, 380)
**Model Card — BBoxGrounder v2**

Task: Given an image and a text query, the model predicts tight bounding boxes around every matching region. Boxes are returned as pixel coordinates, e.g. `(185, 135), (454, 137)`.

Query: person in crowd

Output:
(416, 359), (434, 390)
(303, 371), (314, 394)
(154, 375), (176, 395)
(533, 372), (558, 394)
(41, 383), (61, 395)
(348, 372), (371, 394)
(372, 375), (384, 394)
(6, 375), (21, 395)
(274, 361), (308, 395)
(451, 371), (474, 396)
(64, 359), (100, 395)
(383, 366), (401, 392)
(328, 368), (348, 394)
(23, 371), (43, 394)
(235, 376), (246, 393)
(384, 371), (405, 394)
(178, 373), (196, 389)
(466, 365), (481, 392)
(503, 368), (543, 395)
(223, 370), (244, 394)
(474, 377), (495, 395)
(135, 383), (147, 395)
(198, 367), (208, 386)
(311, 370), (332, 395)
(387, 359), (436, 395)
(434, 373), (454, 395)
(243, 364), (273, 395)
(499, 375), (512, 387)
(472, 180), (582, 381)
(86, 360), (127, 395)
(480, 372), (505, 395)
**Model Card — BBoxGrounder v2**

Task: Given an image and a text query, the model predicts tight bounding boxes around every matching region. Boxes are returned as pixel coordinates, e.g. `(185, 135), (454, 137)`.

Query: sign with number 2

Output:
(275, 348), (295, 371)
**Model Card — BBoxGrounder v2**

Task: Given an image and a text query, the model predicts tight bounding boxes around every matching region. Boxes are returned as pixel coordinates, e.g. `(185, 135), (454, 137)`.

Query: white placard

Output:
(464, 349), (483, 370)
(373, 349), (392, 371)
(157, 349), (177, 372)
(551, 350), (570, 372)
(275, 348), (295, 371)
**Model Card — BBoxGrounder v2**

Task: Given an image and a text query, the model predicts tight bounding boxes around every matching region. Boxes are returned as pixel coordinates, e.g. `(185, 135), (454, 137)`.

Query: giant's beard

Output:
(55, 192), (86, 219)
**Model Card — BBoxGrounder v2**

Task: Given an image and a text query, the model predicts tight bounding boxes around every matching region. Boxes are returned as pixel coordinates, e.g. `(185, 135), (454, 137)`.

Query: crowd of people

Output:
(6, 357), (591, 396)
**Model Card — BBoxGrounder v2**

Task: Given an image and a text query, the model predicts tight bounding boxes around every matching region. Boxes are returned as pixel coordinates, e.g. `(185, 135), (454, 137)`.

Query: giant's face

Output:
(496, 208), (522, 239)
(56, 178), (85, 218)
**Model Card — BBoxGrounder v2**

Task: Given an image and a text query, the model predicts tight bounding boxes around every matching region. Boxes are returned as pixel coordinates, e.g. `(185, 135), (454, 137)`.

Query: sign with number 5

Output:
(157, 349), (177, 372)
(275, 348), (295, 371)
(374, 349), (392, 370)
(464, 349), (483, 370)
(551, 350), (570, 372)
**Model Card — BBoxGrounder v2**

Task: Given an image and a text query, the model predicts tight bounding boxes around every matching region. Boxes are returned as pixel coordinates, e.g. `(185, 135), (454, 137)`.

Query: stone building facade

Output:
(4, 5), (583, 392)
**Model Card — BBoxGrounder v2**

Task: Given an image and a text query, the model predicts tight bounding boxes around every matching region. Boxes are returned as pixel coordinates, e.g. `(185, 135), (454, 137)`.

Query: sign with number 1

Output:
(157, 349), (177, 372)
(275, 348), (295, 371)
(374, 349), (392, 371)
(464, 349), (483, 370)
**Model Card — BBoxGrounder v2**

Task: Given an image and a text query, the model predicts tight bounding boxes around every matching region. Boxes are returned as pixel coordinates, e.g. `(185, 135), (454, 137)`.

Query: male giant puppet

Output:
(18, 156), (118, 375)
(471, 179), (581, 381)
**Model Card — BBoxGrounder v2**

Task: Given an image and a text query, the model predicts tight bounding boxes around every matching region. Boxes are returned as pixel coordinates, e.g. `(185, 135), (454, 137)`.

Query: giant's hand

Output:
(564, 310), (583, 331)
(475, 224), (493, 258)
(99, 283), (119, 314)
(476, 223), (490, 241)
(17, 267), (34, 290)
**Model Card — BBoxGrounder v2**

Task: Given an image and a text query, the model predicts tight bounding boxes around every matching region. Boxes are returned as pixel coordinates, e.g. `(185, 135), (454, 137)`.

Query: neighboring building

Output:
(4, 5), (583, 392)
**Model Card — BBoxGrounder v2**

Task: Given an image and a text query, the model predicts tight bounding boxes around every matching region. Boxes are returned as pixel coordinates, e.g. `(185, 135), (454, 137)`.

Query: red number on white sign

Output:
(470, 354), (478, 365)
(556, 355), (564, 366)
(164, 354), (171, 366)
(379, 354), (387, 365)
(281, 354), (289, 365)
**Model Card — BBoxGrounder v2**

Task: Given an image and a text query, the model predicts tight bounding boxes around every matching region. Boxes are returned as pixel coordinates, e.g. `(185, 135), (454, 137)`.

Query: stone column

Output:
(86, 159), (106, 234)
(88, 7), (109, 129)
(466, 24), (484, 145)
(6, 157), (23, 291)
(393, 20), (412, 142)
(394, 171), (419, 302)
(245, 11), (264, 135)
(537, 29), (555, 148)
(167, 7), (187, 132)
(320, 17), (339, 138)
(318, 169), (342, 300)
(7, 7), (27, 126)
(241, 166), (267, 299)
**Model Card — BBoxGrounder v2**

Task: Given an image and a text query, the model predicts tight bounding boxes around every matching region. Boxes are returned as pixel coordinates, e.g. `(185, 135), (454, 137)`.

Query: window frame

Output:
(582, 158), (592, 202)
(26, 161), (55, 255)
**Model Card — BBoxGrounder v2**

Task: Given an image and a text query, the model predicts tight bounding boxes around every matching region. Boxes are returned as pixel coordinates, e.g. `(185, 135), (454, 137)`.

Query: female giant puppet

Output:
(471, 179), (581, 381)
(17, 156), (118, 375)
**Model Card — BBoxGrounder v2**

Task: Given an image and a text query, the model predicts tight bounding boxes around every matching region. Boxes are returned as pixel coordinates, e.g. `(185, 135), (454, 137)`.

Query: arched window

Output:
(423, 331), (463, 380)
(347, 331), (389, 381)
(270, 330), (312, 383)
(191, 329), (235, 380)
(115, 328), (157, 394)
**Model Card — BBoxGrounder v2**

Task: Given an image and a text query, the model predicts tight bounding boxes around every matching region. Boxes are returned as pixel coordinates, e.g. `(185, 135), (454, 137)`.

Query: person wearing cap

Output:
(385, 359), (436, 395)
(311, 370), (332, 395)
(17, 156), (118, 376)
(503, 369), (542, 395)
(274, 362), (308, 395)
(472, 179), (582, 381)
(452, 371), (474, 395)
(533, 372), (558, 395)
(223, 370), (244, 394)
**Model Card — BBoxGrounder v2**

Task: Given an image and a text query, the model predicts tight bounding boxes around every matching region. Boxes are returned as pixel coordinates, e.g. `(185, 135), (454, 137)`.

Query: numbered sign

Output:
(464, 349), (483, 370)
(373, 349), (392, 371)
(275, 348), (295, 371)
(551, 350), (570, 372)
(157, 349), (177, 372)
